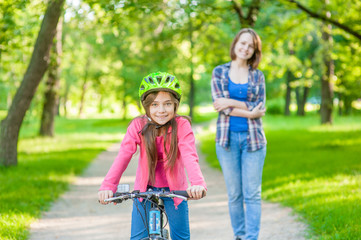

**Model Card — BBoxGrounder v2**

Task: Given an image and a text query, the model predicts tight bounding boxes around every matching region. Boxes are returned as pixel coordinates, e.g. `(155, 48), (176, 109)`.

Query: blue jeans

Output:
(216, 131), (266, 240)
(130, 187), (190, 240)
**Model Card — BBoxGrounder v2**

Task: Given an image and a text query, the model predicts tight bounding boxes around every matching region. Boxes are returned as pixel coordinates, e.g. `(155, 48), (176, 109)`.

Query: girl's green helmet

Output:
(139, 72), (182, 101)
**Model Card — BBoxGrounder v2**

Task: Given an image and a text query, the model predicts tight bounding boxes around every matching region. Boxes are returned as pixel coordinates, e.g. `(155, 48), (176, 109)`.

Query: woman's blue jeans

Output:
(130, 187), (190, 240)
(216, 131), (266, 240)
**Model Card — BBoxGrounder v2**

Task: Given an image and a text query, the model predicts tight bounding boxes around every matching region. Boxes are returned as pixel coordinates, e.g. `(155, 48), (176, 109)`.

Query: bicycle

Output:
(104, 184), (190, 240)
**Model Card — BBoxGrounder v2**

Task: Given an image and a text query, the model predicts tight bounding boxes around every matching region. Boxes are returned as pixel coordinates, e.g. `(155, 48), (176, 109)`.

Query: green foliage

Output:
(2, 0), (361, 120)
(0, 82), (8, 110)
(191, 105), (218, 123)
(0, 1), (45, 112)
(58, 0), (245, 117)
(199, 115), (361, 239)
(0, 117), (129, 239)
(265, 98), (284, 115)
(276, 0), (361, 114)
(0, 110), (6, 119)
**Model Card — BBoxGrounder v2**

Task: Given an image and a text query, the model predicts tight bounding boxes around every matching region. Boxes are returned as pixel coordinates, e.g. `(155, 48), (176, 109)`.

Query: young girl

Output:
(98, 72), (207, 240)
(211, 28), (266, 240)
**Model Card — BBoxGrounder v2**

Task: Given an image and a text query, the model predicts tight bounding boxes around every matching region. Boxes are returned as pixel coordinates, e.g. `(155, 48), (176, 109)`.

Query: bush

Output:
(266, 98), (284, 115)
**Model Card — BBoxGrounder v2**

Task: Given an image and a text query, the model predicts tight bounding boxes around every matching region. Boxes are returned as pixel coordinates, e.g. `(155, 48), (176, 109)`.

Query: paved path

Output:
(29, 126), (308, 240)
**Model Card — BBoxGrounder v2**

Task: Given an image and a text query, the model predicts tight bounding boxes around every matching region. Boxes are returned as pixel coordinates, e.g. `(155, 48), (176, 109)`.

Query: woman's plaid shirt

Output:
(211, 62), (267, 152)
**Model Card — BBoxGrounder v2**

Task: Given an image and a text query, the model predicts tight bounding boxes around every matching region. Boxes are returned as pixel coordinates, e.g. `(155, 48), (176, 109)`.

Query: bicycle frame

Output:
(147, 197), (166, 240)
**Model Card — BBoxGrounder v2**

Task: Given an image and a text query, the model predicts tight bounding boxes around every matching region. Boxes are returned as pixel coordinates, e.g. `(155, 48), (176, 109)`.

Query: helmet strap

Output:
(139, 115), (171, 135)
(147, 115), (171, 129)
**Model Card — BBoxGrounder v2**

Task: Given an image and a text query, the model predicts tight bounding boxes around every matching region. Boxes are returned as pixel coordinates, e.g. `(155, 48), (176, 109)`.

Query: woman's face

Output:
(149, 91), (175, 125)
(234, 32), (255, 61)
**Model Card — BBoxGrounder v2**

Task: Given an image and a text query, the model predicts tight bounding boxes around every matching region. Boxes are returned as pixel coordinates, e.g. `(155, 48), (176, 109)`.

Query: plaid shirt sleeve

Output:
(211, 65), (233, 116)
(246, 69), (267, 151)
(245, 70), (266, 111)
(211, 63), (232, 148)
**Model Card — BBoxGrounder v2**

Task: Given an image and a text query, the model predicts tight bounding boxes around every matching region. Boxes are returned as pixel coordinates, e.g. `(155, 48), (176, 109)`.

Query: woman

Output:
(98, 72), (206, 240)
(211, 28), (267, 240)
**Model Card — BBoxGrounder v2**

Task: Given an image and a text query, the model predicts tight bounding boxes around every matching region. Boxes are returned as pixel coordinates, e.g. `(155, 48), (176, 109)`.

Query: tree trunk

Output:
(40, 16), (63, 137)
(78, 49), (91, 118)
(297, 86), (309, 116)
(295, 86), (300, 114)
(284, 71), (292, 116)
(188, 8), (195, 119)
(78, 77), (88, 118)
(189, 65), (195, 119)
(121, 94), (127, 120)
(337, 92), (343, 116)
(62, 82), (70, 117)
(232, 0), (260, 27)
(320, 2), (334, 124)
(344, 96), (352, 115)
(0, 0), (65, 166)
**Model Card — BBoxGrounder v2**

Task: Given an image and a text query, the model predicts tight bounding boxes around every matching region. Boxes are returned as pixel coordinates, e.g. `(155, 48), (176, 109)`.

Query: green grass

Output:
(0, 117), (130, 240)
(199, 114), (361, 240)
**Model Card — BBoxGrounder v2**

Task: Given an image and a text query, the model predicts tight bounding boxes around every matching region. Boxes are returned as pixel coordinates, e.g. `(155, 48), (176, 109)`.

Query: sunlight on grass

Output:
(0, 117), (130, 240)
(0, 212), (33, 240)
(309, 122), (361, 132)
(263, 174), (361, 240)
(18, 133), (125, 154)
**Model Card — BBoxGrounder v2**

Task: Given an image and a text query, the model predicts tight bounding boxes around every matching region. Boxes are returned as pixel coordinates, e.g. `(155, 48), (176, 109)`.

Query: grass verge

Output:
(199, 114), (361, 240)
(0, 117), (129, 240)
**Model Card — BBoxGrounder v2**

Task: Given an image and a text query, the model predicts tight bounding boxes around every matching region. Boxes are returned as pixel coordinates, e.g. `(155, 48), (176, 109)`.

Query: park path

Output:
(29, 125), (308, 240)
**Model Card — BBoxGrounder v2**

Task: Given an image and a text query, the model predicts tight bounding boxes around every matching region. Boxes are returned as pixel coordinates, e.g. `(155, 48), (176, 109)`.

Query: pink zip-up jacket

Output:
(99, 115), (207, 207)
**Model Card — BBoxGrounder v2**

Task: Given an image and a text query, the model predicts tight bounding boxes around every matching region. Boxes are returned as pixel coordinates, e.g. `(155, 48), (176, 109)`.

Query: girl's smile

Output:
(149, 91), (175, 125)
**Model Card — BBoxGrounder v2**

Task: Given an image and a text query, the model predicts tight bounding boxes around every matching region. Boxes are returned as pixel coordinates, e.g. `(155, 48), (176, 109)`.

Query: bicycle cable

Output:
(134, 198), (150, 235)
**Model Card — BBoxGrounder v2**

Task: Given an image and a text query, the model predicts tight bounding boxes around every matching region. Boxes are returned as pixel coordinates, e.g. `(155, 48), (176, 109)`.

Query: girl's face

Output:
(234, 32), (255, 60)
(149, 91), (175, 125)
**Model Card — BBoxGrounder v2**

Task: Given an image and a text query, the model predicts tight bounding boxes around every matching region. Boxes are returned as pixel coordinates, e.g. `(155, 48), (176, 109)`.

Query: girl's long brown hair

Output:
(139, 91), (189, 185)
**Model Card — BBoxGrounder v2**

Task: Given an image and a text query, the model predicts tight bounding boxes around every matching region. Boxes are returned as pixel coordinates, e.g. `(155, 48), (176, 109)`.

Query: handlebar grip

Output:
(172, 190), (189, 198)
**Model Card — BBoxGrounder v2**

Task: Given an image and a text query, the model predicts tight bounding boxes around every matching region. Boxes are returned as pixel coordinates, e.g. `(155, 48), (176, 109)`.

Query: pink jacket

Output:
(99, 116), (207, 206)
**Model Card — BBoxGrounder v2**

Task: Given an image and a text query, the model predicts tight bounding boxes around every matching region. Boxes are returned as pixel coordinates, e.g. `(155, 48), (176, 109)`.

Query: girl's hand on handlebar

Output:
(98, 190), (113, 205)
(186, 185), (206, 200)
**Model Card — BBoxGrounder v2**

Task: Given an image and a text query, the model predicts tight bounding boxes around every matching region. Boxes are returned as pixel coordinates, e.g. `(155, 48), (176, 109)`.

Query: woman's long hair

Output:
(139, 91), (189, 185)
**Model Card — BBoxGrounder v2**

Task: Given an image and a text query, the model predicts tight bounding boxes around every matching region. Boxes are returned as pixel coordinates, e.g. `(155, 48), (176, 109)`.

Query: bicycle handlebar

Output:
(104, 190), (189, 203)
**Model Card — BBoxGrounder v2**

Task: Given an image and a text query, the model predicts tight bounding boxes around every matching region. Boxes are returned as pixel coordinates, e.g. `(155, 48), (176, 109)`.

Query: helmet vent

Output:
(156, 76), (162, 84)
(140, 72), (181, 100)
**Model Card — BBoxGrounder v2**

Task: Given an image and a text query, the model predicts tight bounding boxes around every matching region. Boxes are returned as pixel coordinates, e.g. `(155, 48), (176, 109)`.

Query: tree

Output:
(232, 0), (262, 27)
(285, 0), (361, 41)
(0, 0), (65, 166)
(277, 0), (361, 119)
(40, 16), (63, 136)
(320, 0), (334, 124)
(0, 1), (44, 112)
